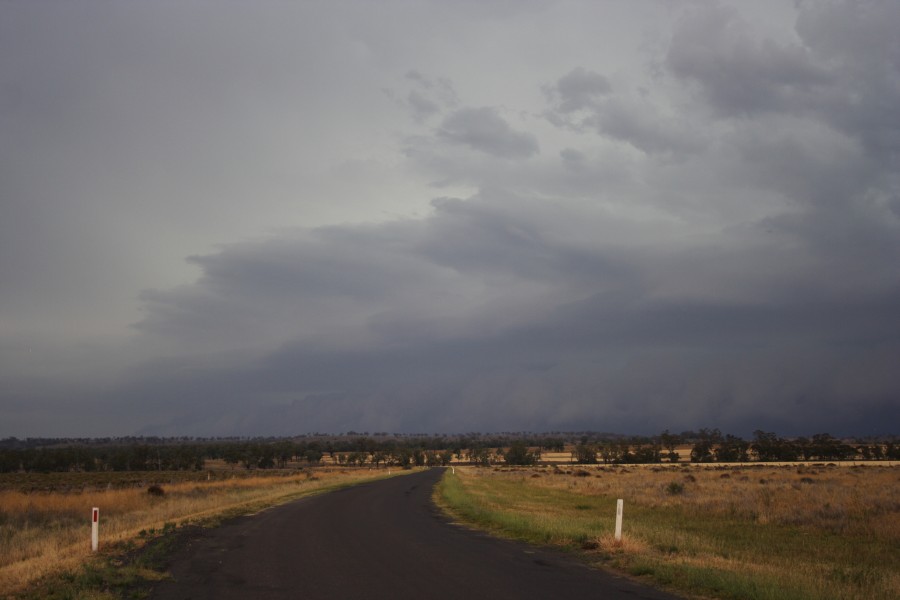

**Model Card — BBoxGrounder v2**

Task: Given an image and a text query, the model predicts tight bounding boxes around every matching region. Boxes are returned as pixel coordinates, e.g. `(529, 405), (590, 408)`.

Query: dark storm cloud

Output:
(107, 162), (900, 436)
(438, 107), (540, 158)
(3, 1), (899, 438)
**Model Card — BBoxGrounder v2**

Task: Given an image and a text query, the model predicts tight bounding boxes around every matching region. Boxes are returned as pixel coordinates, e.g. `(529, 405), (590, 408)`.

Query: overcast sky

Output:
(2, 1), (898, 438)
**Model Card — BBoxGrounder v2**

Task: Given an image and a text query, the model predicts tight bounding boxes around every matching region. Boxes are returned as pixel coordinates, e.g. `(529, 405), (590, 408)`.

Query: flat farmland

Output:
(437, 463), (900, 600)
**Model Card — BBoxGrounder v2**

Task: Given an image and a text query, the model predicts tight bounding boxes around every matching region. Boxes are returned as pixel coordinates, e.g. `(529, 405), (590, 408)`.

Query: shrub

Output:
(503, 441), (539, 466)
(665, 482), (685, 495)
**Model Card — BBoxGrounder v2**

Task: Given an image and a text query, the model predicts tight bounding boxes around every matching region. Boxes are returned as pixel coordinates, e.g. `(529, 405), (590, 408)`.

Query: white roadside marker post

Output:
(91, 507), (99, 552)
(614, 499), (624, 541)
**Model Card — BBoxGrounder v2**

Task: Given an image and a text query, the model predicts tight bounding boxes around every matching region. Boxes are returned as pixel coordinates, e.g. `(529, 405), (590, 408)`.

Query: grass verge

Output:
(435, 466), (900, 600)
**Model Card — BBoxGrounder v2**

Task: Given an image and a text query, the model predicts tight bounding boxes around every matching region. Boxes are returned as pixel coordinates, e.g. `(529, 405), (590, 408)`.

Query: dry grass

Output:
(442, 464), (900, 600)
(492, 463), (900, 539)
(0, 468), (397, 596)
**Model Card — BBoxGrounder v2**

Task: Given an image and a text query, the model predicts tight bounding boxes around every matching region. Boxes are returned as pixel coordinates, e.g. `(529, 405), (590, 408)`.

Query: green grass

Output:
(435, 469), (899, 600)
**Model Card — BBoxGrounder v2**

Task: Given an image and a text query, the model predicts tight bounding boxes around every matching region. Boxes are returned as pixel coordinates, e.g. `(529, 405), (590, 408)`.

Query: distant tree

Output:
(572, 443), (598, 464)
(809, 433), (854, 461)
(751, 431), (798, 461)
(395, 447), (413, 468)
(659, 430), (681, 463)
(257, 446), (276, 469)
(468, 446), (491, 467)
(632, 443), (662, 464)
(885, 442), (900, 460)
(273, 441), (295, 468)
(222, 445), (242, 469)
(0, 449), (20, 472)
(714, 434), (749, 462)
(690, 429), (722, 463)
(616, 440), (636, 464)
(503, 441), (539, 466)
(304, 448), (323, 465)
(596, 442), (615, 464)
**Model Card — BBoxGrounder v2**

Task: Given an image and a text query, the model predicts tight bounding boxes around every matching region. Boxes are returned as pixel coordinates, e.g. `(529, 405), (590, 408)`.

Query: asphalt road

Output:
(150, 468), (682, 600)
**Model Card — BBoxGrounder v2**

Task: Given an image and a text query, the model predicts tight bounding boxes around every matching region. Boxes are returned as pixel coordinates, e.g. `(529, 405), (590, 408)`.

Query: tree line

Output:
(561, 430), (900, 465)
(0, 430), (897, 472)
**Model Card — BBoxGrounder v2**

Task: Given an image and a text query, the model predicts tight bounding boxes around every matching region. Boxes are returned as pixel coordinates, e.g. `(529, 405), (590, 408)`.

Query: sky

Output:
(1, 0), (898, 438)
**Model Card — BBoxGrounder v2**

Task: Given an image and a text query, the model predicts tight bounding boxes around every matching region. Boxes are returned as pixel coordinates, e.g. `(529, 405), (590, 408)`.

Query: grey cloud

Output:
(438, 107), (539, 158)
(545, 66), (612, 113)
(794, 1), (900, 161)
(407, 90), (440, 121)
(545, 94), (704, 156)
(560, 148), (587, 171)
(727, 117), (874, 208)
(405, 70), (432, 87)
(543, 68), (702, 156)
(592, 98), (705, 156)
(103, 173), (899, 436)
(665, 1), (900, 171)
(4, 0), (899, 439)
(666, 4), (831, 117)
(395, 70), (460, 122)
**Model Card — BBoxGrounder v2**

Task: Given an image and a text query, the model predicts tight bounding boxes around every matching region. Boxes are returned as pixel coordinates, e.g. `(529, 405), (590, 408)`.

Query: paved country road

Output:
(150, 468), (682, 600)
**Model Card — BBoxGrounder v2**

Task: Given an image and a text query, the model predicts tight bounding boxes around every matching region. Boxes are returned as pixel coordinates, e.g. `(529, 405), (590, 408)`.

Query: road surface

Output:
(151, 468), (681, 599)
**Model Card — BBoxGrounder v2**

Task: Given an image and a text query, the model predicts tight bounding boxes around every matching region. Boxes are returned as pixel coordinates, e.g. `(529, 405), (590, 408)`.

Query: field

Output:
(437, 463), (900, 600)
(0, 467), (403, 597)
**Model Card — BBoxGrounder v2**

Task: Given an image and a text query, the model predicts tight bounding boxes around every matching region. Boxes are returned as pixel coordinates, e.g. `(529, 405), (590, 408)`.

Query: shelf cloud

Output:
(1, 1), (898, 437)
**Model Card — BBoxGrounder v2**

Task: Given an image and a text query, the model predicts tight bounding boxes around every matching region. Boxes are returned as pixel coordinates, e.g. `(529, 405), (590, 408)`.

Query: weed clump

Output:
(665, 482), (685, 496)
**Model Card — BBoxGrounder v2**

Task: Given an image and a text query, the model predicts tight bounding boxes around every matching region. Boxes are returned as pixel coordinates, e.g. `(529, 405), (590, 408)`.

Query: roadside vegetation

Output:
(436, 464), (900, 600)
(0, 468), (405, 598)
